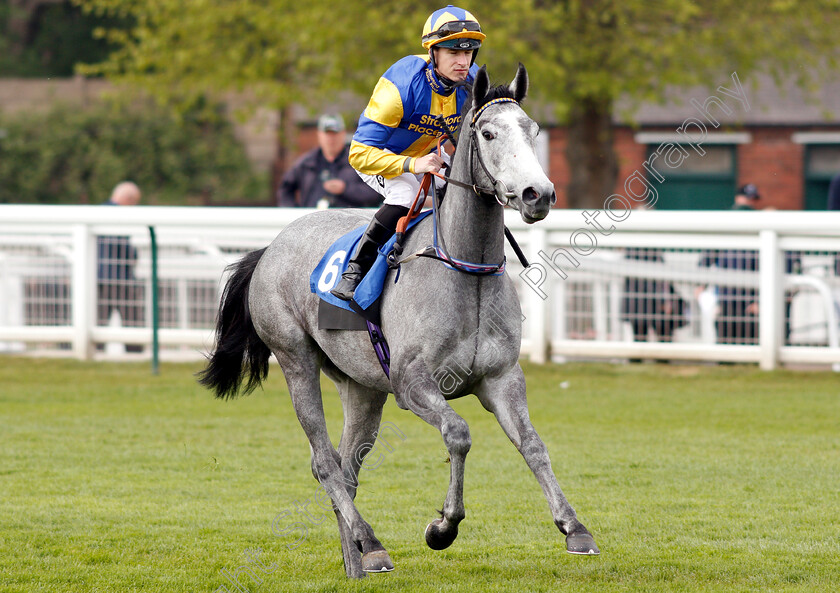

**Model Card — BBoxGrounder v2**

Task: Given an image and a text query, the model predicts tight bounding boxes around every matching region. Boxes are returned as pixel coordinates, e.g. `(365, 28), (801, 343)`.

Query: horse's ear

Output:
(473, 65), (489, 111)
(509, 63), (528, 103)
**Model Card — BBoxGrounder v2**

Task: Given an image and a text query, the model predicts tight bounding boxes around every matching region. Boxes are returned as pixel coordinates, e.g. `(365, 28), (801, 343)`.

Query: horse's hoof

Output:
(566, 532), (600, 555)
(425, 518), (458, 550)
(361, 549), (394, 573)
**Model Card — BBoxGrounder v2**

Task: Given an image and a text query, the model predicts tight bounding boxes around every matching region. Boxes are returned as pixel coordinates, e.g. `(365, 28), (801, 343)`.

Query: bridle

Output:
(431, 97), (520, 207)
(387, 96), (530, 275)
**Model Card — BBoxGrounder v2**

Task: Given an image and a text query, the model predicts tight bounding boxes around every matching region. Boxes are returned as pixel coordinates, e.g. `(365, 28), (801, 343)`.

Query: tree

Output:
(1, 0), (118, 76)
(75, 0), (428, 195)
(77, 0), (840, 207)
(478, 0), (840, 208)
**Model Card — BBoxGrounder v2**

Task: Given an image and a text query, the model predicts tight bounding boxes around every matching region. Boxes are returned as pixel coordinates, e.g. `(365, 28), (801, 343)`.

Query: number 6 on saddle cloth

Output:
(310, 211), (433, 325)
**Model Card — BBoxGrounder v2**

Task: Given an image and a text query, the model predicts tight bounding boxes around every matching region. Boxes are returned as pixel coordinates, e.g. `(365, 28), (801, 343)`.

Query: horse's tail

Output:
(197, 247), (271, 400)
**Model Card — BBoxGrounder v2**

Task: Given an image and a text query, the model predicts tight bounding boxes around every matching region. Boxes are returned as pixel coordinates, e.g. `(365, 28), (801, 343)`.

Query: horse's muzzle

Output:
(519, 186), (553, 223)
(522, 186), (556, 206)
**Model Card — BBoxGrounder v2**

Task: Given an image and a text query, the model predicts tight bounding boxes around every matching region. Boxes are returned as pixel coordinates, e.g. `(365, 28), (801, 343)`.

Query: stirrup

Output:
(330, 267), (363, 301)
(329, 214), (395, 301)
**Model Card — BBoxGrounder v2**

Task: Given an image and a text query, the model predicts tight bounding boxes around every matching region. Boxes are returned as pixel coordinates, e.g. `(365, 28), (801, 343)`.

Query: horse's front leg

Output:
(475, 365), (600, 555)
(394, 365), (470, 550)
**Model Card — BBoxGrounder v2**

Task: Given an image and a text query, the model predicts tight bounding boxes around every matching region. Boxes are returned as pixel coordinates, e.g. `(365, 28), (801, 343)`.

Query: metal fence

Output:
(1, 205), (839, 370)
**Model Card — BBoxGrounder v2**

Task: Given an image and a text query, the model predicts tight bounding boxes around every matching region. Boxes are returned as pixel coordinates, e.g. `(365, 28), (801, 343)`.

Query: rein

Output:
(387, 96), (529, 274)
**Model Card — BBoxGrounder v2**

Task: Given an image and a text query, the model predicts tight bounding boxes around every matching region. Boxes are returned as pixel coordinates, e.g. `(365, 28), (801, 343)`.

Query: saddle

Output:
(310, 211), (433, 330)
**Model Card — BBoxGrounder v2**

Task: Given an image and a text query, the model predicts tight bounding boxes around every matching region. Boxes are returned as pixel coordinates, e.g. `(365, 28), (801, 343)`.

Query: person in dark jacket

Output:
(622, 247), (687, 343)
(698, 184), (801, 344)
(828, 173), (840, 276)
(276, 114), (381, 208)
(828, 172), (840, 212)
(97, 181), (144, 331)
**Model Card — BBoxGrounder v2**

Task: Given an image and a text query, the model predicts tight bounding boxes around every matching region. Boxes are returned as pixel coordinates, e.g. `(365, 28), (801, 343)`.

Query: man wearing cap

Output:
(733, 183), (760, 210)
(277, 113), (381, 209)
(698, 183), (799, 345)
(696, 183), (762, 344)
(331, 5), (484, 301)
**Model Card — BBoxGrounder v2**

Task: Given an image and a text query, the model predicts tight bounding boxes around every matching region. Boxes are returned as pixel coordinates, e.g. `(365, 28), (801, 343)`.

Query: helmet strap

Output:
(429, 47), (477, 94)
(429, 49), (455, 93)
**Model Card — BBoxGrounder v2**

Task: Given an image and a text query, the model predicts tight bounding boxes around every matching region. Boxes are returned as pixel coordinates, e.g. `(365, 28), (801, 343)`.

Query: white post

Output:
(592, 279), (607, 341)
(526, 227), (548, 364)
(608, 277), (623, 341)
(71, 224), (95, 360)
(759, 230), (782, 370)
(0, 255), (25, 352)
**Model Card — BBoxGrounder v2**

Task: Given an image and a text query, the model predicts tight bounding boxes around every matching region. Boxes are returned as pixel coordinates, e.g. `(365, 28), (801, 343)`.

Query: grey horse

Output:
(199, 64), (599, 578)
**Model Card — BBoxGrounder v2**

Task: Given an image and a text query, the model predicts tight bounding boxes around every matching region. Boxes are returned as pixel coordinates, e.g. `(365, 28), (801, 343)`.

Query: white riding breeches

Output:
(356, 151), (450, 208)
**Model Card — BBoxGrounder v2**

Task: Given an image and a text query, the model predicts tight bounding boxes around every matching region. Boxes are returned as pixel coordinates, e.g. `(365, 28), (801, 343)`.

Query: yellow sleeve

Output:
(349, 141), (412, 179)
(349, 76), (410, 179)
(366, 77), (403, 128)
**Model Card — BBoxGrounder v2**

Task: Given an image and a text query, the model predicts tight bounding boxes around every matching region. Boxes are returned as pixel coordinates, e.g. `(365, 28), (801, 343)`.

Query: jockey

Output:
(330, 5), (484, 301)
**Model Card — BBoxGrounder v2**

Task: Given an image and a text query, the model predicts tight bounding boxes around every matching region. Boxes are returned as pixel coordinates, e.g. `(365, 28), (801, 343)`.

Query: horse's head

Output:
(469, 64), (556, 223)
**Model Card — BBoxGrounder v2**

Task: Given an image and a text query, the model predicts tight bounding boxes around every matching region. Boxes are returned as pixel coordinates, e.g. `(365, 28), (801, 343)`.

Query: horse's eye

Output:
(482, 131), (495, 141)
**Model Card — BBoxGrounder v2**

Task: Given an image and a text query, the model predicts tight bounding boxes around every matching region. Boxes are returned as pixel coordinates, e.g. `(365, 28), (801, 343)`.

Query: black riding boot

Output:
(330, 205), (408, 301)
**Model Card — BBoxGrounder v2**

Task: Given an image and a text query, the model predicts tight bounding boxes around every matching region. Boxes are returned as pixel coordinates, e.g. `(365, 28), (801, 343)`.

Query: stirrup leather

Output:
(329, 217), (393, 301)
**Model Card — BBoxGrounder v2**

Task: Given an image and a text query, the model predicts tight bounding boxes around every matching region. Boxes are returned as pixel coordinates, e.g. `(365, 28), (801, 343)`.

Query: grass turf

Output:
(1, 357), (838, 592)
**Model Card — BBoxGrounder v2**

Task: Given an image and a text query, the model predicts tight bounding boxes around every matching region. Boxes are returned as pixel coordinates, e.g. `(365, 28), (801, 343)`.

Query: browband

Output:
(470, 97), (519, 125)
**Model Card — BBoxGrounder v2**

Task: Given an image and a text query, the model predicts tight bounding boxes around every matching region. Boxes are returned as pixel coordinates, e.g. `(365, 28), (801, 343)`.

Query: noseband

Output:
(469, 97), (520, 206)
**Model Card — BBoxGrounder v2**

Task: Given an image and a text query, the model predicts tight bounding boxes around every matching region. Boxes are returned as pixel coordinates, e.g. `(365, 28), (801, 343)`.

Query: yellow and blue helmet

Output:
(421, 5), (485, 51)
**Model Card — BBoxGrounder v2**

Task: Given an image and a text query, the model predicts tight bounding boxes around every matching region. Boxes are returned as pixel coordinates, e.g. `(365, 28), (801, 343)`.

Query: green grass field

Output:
(1, 357), (838, 592)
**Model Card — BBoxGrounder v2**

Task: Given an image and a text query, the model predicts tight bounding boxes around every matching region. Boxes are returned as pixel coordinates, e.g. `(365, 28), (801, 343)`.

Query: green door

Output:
(803, 145), (840, 210)
(646, 144), (736, 210)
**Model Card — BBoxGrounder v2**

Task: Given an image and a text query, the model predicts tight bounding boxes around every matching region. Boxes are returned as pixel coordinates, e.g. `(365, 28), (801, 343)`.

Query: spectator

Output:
(622, 247), (687, 344)
(828, 173), (840, 276)
(97, 181), (144, 336)
(697, 184), (760, 344)
(277, 114), (381, 209)
(828, 172), (840, 212)
(698, 247), (759, 345)
(698, 184), (800, 345)
(732, 182), (760, 210)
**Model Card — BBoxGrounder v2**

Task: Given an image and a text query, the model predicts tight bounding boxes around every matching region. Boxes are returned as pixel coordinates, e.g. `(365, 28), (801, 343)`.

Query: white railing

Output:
(1, 205), (839, 370)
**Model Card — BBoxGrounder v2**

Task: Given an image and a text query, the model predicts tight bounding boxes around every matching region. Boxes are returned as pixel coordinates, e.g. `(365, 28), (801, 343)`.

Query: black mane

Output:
(475, 82), (517, 110)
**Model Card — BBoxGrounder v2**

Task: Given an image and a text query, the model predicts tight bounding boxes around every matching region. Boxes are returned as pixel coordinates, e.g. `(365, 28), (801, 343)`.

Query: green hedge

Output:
(0, 101), (265, 205)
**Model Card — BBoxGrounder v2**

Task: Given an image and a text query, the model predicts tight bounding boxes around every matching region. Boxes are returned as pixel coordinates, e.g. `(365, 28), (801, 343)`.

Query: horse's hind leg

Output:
(475, 365), (600, 555)
(273, 347), (393, 575)
(324, 366), (390, 577)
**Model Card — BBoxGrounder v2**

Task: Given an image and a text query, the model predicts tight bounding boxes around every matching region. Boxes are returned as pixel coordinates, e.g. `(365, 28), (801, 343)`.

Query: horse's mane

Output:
(476, 82), (518, 108)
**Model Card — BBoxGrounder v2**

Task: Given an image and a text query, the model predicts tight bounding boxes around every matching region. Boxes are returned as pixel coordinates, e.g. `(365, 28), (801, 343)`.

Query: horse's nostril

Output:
(523, 187), (539, 203)
(549, 191), (557, 205)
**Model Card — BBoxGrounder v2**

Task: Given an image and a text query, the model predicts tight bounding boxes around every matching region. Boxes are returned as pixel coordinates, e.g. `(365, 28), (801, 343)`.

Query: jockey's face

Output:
(434, 48), (473, 82)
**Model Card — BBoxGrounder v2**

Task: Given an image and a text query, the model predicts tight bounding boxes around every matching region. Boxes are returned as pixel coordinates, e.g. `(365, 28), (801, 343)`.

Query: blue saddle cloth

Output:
(310, 211), (432, 315)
